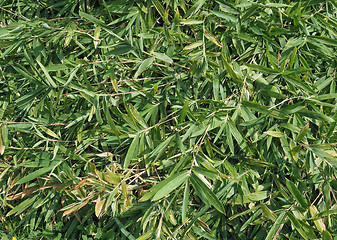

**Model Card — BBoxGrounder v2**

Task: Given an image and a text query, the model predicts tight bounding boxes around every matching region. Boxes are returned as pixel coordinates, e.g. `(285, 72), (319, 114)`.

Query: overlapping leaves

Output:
(1, 0), (337, 239)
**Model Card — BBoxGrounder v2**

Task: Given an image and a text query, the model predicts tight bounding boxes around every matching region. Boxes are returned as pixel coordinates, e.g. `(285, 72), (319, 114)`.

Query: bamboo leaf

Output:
(261, 203), (277, 221)
(79, 11), (123, 40)
(190, 173), (225, 213)
(180, 19), (203, 25)
(15, 163), (60, 185)
(149, 135), (174, 158)
(244, 63), (280, 74)
(184, 41), (203, 50)
(286, 179), (309, 209)
(140, 171), (189, 202)
(36, 60), (57, 87)
(264, 131), (284, 138)
(322, 230), (333, 240)
(151, 0), (168, 24)
(152, 171), (189, 201)
(152, 52), (173, 64)
(124, 134), (139, 168)
(6, 195), (38, 217)
(182, 180), (189, 223)
(309, 205), (326, 232)
(134, 57), (154, 79)
(265, 211), (287, 240)
(221, 55), (242, 83)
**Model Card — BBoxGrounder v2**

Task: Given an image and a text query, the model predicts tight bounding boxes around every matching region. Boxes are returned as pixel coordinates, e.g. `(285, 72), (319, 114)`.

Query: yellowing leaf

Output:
(41, 127), (60, 139)
(184, 41), (203, 50)
(180, 19), (203, 25)
(95, 195), (107, 218)
(94, 26), (101, 49)
(264, 131), (284, 138)
(205, 32), (222, 47)
(310, 205), (326, 232)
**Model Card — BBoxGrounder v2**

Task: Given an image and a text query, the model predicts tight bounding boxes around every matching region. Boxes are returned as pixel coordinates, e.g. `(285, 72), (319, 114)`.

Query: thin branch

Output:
(0, 121), (66, 126)
(0, 6), (31, 22)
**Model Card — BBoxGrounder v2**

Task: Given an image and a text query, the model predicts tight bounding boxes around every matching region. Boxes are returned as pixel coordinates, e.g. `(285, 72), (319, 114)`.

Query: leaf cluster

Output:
(1, 0), (337, 239)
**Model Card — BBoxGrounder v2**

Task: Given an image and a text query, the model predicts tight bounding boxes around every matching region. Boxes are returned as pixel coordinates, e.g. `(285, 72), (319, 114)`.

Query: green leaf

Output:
(184, 0), (206, 18)
(244, 63), (280, 74)
(79, 11), (123, 40)
(40, 127), (60, 139)
(115, 217), (136, 240)
(0, 40), (23, 58)
(179, 100), (189, 124)
(265, 3), (290, 8)
(134, 57), (154, 79)
(124, 134), (139, 168)
(309, 205), (326, 232)
(212, 11), (237, 22)
(231, 191), (269, 204)
(298, 109), (334, 123)
(149, 135), (174, 158)
(55, 76), (95, 97)
(308, 36), (337, 47)
(46, 64), (73, 72)
(265, 211), (287, 240)
(140, 171), (189, 201)
(65, 113), (89, 129)
(242, 101), (287, 119)
(193, 166), (218, 180)
(151, 0), (168, 24)
(282, 68), (310, 76)
(280, 136), (294, 162)
(261, 203), (277, 221)
(136, 231), (153, 240)
(317, 208), (337, 218)
(36, 60), (57, 88)
(205, 32), (222, 47)
(322, 230), (333, 240)
(286, 179), (309, 209)
(16, 164), (58, 185)
(6, 195), (38, 216)
(152, 52), (173, 64)
(221, 55), (242, 83)
(152, 171), (189, 201)
(283, 76), (316, 94)
(182, 180), (189, 223)
(314, 93), (337, 101)
(176, 133), (186, 154)
(190, 173), (225, 213)
(287, 211), (313, 239)
(94, 95), (103, 125)
(103, 97), (120, 138)
(106, 45), (134, 56)
(296, 123), (309, 142)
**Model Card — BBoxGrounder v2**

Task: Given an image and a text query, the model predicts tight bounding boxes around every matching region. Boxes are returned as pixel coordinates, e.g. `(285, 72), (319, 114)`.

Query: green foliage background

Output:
(1, 0), (337, 239)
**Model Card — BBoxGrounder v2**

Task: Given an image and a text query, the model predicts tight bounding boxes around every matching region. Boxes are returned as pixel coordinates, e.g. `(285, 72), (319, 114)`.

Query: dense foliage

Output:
(1, 0), (337, 239)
